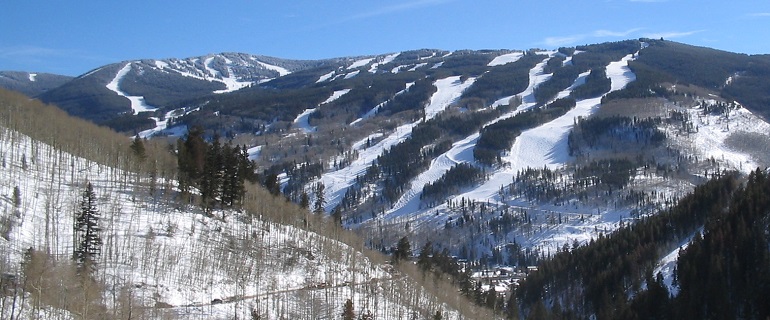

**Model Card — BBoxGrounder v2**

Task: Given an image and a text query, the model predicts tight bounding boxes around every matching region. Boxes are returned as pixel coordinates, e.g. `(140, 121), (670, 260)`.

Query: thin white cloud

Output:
(541, 28), (643, 47)
(593, 28), (644, 37)
(543, 35), (585, 47)
(747, 12), (770, 17)
(643, 30), (704, 39)
(350, 0), (453, 20)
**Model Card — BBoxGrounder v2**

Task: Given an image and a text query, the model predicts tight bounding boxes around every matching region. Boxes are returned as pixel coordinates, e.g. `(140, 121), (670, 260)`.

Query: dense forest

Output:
(510, 170), (770, 319)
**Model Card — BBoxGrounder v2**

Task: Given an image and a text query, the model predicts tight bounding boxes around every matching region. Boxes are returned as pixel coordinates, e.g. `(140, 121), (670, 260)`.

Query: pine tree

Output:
(342, 299), (355, 320)
(74, 182), (102, 274)
(313, 182), (326, 214)
(12, 186), (21, 208)
(129, 135), (146, 162)
(393, 236), (411, 263)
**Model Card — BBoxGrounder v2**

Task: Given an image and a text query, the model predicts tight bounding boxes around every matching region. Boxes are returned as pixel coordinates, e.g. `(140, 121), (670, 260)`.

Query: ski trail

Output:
(460, 52), (638, 203)
(293, 89), (352, 133)
(381, 57), (555, 218)
(105, 62), (158, 114)
(350, 82), (415, 126)
(319, 76), (475, 212)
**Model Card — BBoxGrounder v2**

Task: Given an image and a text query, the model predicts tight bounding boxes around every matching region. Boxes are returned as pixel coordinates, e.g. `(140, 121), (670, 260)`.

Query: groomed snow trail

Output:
(381, 55), (554, 218)
(293, 89), (352, 133)
(106, 62), (158, 114)
(319, 76), (475, 212)
(460, 53), (637, 203)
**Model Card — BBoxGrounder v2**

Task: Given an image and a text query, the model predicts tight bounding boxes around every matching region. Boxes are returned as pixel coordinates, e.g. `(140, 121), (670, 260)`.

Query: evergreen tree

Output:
(12, 186), (20, 208)
(74, 182), (102, 274)
(417, 241), (434, 272)
(313, 182), (326, 214)
(129, 135), (146, 162)
(299, 191), (310, 209)
(200, 136), (222, 212)
(342, 298), (355, 320)
(393, 236), (412, 263)
(433, 310), (443, 320)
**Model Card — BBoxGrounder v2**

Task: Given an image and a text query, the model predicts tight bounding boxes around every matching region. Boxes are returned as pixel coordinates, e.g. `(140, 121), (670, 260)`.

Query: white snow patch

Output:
(321, 89), (352, 105)
(247, 145), (262, 160)
(293, 108), (318, 133)
(344, 70), (360, 79)
(255, 60), (291, 76)
(369, 52), (401, 73)
(316, 70), (336, 83)
(348, 57), (375, 70)
(28, 73), (37, 82)
(408, 63), (428, 71)
(488, 52), (524, 66)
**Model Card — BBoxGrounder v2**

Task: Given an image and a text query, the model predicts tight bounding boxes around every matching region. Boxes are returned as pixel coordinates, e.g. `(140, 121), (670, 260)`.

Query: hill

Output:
(0, 88), (490, 319)
(0, 71), (72, 97)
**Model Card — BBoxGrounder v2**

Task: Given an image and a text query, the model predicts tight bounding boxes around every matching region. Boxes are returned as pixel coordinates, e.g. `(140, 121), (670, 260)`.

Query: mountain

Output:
(28, 53), (351, 129)
(0, 71), (72, 96)
(3, 38), (770, 317)
(0, 88), (491, 319)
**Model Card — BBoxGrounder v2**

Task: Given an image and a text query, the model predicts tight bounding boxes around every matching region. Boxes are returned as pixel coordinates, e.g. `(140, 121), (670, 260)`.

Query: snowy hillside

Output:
(0, 98), (483, 319)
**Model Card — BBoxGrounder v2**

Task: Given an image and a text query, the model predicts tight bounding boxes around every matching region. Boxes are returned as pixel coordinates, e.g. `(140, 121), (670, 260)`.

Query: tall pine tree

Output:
(74, 182), (102, 274)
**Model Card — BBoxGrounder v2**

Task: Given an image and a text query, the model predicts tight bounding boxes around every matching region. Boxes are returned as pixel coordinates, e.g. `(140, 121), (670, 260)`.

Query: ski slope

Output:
(106, 62), (158, 114)
(350, 82), (415, 126)
(319, 76), (476, 212)
(293, 89), (352, 133)
(382, 55), (555, 219)
(488, 52), (524, 66)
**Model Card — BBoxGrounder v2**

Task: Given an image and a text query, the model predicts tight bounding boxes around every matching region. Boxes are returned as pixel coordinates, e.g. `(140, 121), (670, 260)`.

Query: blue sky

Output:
(2, 0), (770, 76)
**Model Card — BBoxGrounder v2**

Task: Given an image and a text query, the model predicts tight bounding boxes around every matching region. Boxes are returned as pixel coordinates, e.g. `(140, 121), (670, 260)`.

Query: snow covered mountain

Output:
(26, 53), (353, 126)
(3, 38), (770, 318)
(0, 89), (491, 319)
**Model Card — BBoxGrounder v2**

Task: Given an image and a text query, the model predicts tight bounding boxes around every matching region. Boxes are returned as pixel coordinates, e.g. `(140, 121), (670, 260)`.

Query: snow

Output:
(255, 60), (291, 76)
(0, 126), (464, 319)
(28, 73), (37, 82)
(368, 52), (400, 73)
(488, 52), (524, 66)
(105, 62), (158, 115)
(154, 60), (169, 69)
(468, 53), (637, 203)
(292, 89), (352, 134)
(205, 56), (254, 94)
(321, 88), (352, 105)
(316, 70), (336, 83)
(319, 76), (476, 212)
(491, 53), (554, 108)
(408, 63), (428, 71)
(391, 65), (407, 74)
(247, 145), (262, 160)
(348, 57), (375, 70)
(136, 108), (193, 139)
(350, 82), (415, 126)
(292, 108), (318, 133)
(431, 61), (444, 69)
(666, 100), (770, 174)
(359, 51), (643, 255)
(344, 70), (360, 79)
